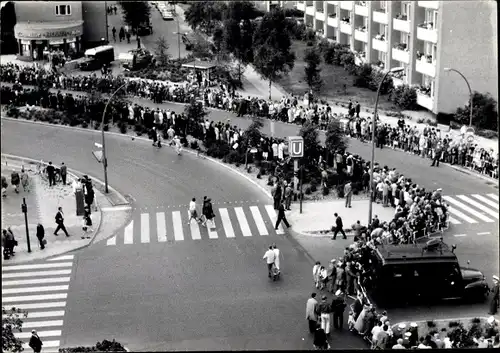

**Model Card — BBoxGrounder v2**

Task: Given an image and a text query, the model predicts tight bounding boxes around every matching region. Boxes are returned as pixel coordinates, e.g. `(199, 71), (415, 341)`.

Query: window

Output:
(402, 2), (411, 16)
(55, 5), (71, 16)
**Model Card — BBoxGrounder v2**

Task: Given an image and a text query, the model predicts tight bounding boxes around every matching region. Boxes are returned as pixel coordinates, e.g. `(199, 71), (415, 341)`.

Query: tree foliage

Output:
(253, 9), (295, 100)
(184, 99), (208, 124)
(389, 84), (418, 110)
(2, 307), (28, 353)
(154, 36), (170, 67)
(184, 1), (226, 35)
(118, 1), (151, 31)
(241, 117), (264, 149)
(455, 91), (498, 131)
(303, 47), (323, 93)
(325, 120), (349, 154)
(299, 120), (321, 168)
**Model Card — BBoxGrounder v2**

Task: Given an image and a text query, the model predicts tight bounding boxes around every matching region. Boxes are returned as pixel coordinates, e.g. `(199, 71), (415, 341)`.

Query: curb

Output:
(445, 163), (499, 186)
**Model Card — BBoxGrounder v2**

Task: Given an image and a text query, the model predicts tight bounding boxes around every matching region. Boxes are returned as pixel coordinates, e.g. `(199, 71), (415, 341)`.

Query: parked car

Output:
(162, 10), (174, 20)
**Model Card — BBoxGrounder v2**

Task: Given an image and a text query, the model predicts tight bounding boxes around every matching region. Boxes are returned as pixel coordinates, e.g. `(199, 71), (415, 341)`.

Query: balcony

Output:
(416, 90), (434, 111)
(306, 5), (315, 16)
(315, 9), (325, 21)
(393, 16), (410, 33)
(418, 1), (439, 10)
(354, 28), (368, 42)
(354, 2), (368, 16)
(373, 10), (388, 24)
(296, 2), (306, 11)
(327, 1), (338, 5)
(340, 20), (352, 34)
(392, 44), (410, 64)
(327, 14), (339, 27)
(416, 55), (436, 77)
(417, 23), (438, 43)
(372, 35), (387, 52)
(340, 1), (353, 10)
(354, 52), (367, 66)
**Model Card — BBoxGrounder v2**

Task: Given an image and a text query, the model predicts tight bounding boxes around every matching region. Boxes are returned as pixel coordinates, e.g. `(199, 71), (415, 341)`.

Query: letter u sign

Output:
(288, 136), (304, 158)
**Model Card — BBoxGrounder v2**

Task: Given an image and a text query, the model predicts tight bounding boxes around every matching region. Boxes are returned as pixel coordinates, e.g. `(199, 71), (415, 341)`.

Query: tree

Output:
(184, 99), (208, 138)
(455, 91), (498, 131)
(118, 1), (151, 48)
(0, 2), (17, 54)
(253, 9), (295, 100)
(299, 120), (321, 168)
(2, 307), (28, 353)
(325, 120), (349, 155)
(184, 1), (226, 35)
(241, 117), (264, 149)
(154, 36), (170, 67)
(389, 84), (418, 110)
(303, 47), (323, 93)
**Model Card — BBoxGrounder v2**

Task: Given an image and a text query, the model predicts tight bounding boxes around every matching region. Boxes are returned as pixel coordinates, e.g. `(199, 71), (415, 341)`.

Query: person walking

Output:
(272, 183), (282, 210)
(11, 170), (20, 193)
(201, 197), (215, 228)
(81, 208), (93, 239)
(2, 228), (16, 258)
(331, 290), (347, 330)
(46, 161), (56, 186)
(331, 213), (347, 240)
(60, 162), (67, 185)
(119, 27), (125, 42)
(187, 198), (200, 225)
(36, 223), (46, 250)
(29, 330), (43, 353)
(488, 275), (499, 315)
(306, 292), (319, 333)
(112, 26), (117, 42)
(313, 328), (329, 350)
(54, 207), (70, 237)
(272, 243), (282, 273)
(344, 181), (352, 208)
(431, 143), (443, 167)
(21, 168), (30, 192)
(275, 200), (290, 230)
(284, 183), (293, 210)
(263, 245), (276, 278)
(318, 295), (332, 335)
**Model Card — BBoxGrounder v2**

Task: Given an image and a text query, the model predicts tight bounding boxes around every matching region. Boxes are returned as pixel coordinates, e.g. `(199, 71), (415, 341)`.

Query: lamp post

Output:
(368, 67), (404, 226)
(21, 198), (31, 253)
(101, 82), (128, 193)
(172, 6), (181, 61)
(444, 68), (473, 127)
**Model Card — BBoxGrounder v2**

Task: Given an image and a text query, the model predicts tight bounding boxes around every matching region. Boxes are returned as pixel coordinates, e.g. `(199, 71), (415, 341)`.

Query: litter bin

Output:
(75, 187), (85, 216)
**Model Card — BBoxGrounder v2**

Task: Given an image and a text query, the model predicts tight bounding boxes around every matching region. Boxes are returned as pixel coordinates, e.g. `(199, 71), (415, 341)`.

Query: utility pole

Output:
(21, 198), (31, 253)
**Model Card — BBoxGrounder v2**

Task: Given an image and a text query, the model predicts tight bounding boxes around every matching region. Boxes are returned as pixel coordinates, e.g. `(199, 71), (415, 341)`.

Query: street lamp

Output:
(101, 82), (128, 193)
(444, 67), (473, 127)
(367, 66), (404, 226)
(172, 6), (181, 61)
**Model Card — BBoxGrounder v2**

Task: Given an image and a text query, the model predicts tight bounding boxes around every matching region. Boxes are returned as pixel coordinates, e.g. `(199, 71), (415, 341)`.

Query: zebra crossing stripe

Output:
(15, 330), (62, 339)
(265, 205), (284, 234)
(156, 212), (167, 242)
(107, 235), (116, 246)
(487, 193), (498, 201)
(448, 217), (461, 225)
(447, 206), (478, 224)
(2, 263), (73, 272)
(189, 219), (202, 240)
(250, 206), (268, 235)
(4, 302), (67, 310)
(2, 277), (71, 287)
(23, 340), (60, 349)
(2, 269), (72, 279)
(124, 221), (134, 244)
(26, 310), (66, 319)
(207, 220), (218, 239)
(172, 211), (184, 241)
(2, 285), (69, 295)
(444, 196), (494, 223)
(141, 213), (150, 243)
(3, 293), (68, 303)
(47, 255), (74, 261)
(22, 320), (64, 328)
(456, 195), (499, 219)
(235, 207), (252, 237)
(471, 194), (499, 210)
(219, 208), (235, 238)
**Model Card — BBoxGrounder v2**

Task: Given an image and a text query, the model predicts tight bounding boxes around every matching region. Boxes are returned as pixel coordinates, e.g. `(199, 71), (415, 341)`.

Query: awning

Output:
(14, 21), (84, 40)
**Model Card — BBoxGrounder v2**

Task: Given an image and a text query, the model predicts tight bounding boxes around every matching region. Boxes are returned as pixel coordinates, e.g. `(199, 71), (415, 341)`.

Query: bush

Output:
(322, 186), (330, 196)
(389, 84), (418, 110)
(59, 339), (126, 353)
(118, 121), (128, 134)
(134, 122), (144, 134)
(304, 186), (312, 195)
(426, 119), (438, 127)
(427, 320), (436, 328)
(340, 52), (357, 75)
(310, 184), (317, 192)
(94, 121), (101, 130)
(476, 129), (498, 139)
(336, 184), (345, 198)
(81, 121), (89, 129)
(256, 173), (262, 179)
(7, 105), (20, 118)
(369, 69), (394, 94)
(206, 141), (230, 159)
(190, 140), (199, 150)
(454, 91), (498, 131)
(259, 167), (267, 176)
(223, 150), (243, 164)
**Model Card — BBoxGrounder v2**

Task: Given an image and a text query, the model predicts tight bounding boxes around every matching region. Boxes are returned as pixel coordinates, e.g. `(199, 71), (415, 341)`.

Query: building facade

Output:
(13, 1), (107, 61)
(287, 1), (497, 115)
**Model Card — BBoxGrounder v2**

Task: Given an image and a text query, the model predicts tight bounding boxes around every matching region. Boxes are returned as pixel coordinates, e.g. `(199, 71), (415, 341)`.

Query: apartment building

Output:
(291, 1), (498, 115)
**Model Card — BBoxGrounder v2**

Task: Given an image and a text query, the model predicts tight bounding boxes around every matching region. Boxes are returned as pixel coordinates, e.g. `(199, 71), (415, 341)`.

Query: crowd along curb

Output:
(445, 163), (499, 187)
(1, 153), (108, 263)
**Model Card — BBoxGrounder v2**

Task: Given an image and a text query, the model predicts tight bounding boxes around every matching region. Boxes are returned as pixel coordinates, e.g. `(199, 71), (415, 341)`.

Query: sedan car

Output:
(162, 10), (174, 20)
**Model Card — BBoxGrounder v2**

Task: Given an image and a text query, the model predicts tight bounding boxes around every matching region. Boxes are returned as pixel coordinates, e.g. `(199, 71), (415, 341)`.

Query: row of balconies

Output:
(301, 1), (438, 13)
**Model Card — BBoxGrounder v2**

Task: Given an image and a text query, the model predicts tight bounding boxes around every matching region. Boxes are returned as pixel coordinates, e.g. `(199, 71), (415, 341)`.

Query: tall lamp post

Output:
(172, 5), (181, 61)
(367, 66), (404, 226)
(444, 68), (473, 127)
(101, 82), (128, 193)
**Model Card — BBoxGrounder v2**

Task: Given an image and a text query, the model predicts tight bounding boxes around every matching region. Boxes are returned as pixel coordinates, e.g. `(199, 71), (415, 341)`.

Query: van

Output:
(364, 239), (489, 307)
(79, 45), (115, 71)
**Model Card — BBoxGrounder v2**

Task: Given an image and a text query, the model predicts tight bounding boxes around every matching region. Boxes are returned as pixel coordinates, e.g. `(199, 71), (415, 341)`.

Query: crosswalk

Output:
(442, 193), (499, 225)
(106, 204), (286, 246)
(1, 254), (75, 353)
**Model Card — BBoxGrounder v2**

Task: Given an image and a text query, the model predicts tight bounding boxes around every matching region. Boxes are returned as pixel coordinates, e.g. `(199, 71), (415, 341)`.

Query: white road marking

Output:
(477, 232), (491, 235)
(471, 194), (499, 210)
(250, 206), (268, 235)
(107, 235), (116, 246)
(2, 269), (71, 279)
(448, 217), (461, 225)
(23, 340), (60, 349)
(207, 220), (218, 239)
(15, 330), (62, 339)
(2, 285), (70, 295)
(156, 212), (167, 242)
(456, 195), (499, 219)
(2, 263), (73, 272)
(446, 207), (477, 224)
(265, 205), (284, 234)
(487, 193), (499, 201)
(454, 234), (467, 237)
(189, 219), (202, 240)
(101, 206), (132, 212)
(124, 221), (134, 244)
(235, 207), (252, 237)
(219, 208), (235, 238)
(3, 302), (67, 310)
(444, 196), (494, 223)
(19, 320), (64, 328)
(172, 211), (184, 241)
(141, 213), (150, 243)
(2, 277), (71, 287)
(26, 310), (66, 318)
(3, 293), (68, 303)
(47, 255), (74, 261)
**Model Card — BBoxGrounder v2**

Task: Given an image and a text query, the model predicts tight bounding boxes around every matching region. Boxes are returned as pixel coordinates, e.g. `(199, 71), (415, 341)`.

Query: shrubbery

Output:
(389, 84), (418, 110)
(59, 339), (126, 352)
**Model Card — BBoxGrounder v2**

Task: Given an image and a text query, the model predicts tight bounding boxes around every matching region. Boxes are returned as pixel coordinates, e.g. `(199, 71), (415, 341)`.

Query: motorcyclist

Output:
(263, 246), (276, 278)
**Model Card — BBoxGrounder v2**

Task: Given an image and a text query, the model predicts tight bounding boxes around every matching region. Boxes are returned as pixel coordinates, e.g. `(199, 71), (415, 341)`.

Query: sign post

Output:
(465, 127), (475, 144)
(21, 198), (31, 253)
(289, 136), (304, 214)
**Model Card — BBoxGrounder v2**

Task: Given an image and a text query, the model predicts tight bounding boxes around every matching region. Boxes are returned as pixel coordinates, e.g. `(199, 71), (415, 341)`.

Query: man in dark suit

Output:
(275, 201), (290, 230)
(54, 207), (69, 237)
(46, 161), (56, 186)
(355, 101), (361, 118)
(60, 162), (67, 185)
(332, 213), (347, 240)
(331, 290), (347, 330)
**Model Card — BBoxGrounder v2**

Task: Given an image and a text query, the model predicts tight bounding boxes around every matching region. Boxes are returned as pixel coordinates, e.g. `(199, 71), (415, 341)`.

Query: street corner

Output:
(91, 204), (133, 245)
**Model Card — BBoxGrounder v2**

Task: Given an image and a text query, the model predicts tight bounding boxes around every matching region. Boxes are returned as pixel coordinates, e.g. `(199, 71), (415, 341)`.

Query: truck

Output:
(118, 48), (153, 71)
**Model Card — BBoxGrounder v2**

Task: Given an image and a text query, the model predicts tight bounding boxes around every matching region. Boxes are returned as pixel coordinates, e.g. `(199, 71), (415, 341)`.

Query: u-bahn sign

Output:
(288, 136), (304, 158)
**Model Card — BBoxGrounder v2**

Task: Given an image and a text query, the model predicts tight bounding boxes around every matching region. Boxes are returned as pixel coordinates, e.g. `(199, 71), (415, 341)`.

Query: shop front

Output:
(14, 21), (84, 61)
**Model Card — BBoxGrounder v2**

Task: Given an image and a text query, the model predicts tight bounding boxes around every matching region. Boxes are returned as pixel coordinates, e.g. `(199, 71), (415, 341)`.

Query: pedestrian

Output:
(29, 330), (43, 353)
(318, 295), (332, 335)
(355, 101), (361, 118)
(36, 223), (46, 250)
(112, 26), (117, 42)
(126, 31), (131, 44)
(313, 328), (330, 350)
(201, 197), (215, 228)
(1, 175), (8, 198)
(174, 135), (182, 155)
(272, 183), (282, 210)
(392, 338), (406, 349)
(344, 181), (352, 208)
(313, 261), (321, 288)
(274, 200), (290, 230)
(331, 290), (346, 330)
(54, 207), (70, 237)
(272, 243), (282, 273)
(331, 213), (347, 240)
(11, 170), (20, 193)
(187, 198), (200, 225)
(81, 210), (93, 239)
(46, 161), (56, 186)
(284, 183), (293, 210)
(431, 143), (443, 167)
(488, 275), (499, 315)
(2, 228), (16, 258)
(60, 162), (67, 185)
(113, 5), (117, 14)
(327, 259), (337, 293)
(263, 245), (276, 278)
(119, 27), (125, 42)
(306, 292), (319, 333)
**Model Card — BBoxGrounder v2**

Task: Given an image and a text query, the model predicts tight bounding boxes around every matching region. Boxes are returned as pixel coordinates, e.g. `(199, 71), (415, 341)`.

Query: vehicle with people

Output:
(118, 48), (153, 71)
(363, 239), (489, 307)
(79, 45), (115, 71)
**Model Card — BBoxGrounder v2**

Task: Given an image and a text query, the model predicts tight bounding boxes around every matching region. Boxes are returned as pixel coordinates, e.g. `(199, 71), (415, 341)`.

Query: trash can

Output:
(75, 187), (85, 216)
